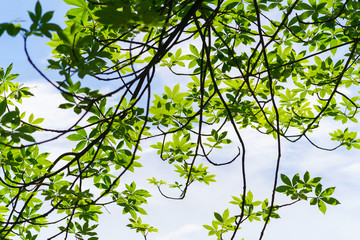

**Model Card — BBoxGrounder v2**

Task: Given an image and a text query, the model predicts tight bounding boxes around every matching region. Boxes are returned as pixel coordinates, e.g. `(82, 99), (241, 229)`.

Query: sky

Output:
(1, 1), (360, 240)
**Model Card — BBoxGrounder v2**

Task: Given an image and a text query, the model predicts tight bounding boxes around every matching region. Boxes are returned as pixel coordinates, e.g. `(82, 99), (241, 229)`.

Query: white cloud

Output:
(158, 224), (203, 240)
(342, 162), (360, 175)
(19, 81), (76, 129)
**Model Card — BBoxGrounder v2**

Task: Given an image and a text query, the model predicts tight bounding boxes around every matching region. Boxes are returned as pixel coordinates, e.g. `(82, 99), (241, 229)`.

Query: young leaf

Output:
(67, 134), (85, 141)
(222, 209), (230, 221)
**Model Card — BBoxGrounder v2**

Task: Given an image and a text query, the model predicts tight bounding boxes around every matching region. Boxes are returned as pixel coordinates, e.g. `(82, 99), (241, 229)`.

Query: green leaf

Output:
(87, 116), (99, 123)
(298, 10), (313, 20)
(175, 48), (182, 59)
(0, 206), (9, 213)
(35, 1), (42, 17)
(203, 224), (214, 231)
(0, 100), (7, 116)
(189, 44), (199, 56)
(320, 187), (335, 197)
(63, 0), (87, 8)
(67, 134), (85, 141)
(73, 106), (82, 114)
(214, 212), (223, 222)
(5, 63), (13, 77)
(222, 209), (229, 221)
(321, 197), (340, 205)
(2, 23), (21, 36)
(314, 56), (322, 66)
(309, 177), (321, 186)
(310, 198), (317, 205)
(275, 185), (290, 193)
(75, 140), (87, 150)
(1, 111), (20, 127)
(32, 117), (44, 124)
(303, 171), (310, 183)
(41, 11), (54, 23)
(61, 92), (76, 103)
(28, 11), (38, 23)
(59, 103), (74, 109)
(292, 174), (301, 186)
(318, 200), (327, 214)
(19, 133), (36, 142)
(315, 184), (322, 196)
(280, 174), (292, 186)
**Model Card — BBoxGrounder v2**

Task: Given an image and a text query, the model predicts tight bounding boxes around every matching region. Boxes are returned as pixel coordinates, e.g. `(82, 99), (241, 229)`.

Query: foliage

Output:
(1, 0), (359, 239)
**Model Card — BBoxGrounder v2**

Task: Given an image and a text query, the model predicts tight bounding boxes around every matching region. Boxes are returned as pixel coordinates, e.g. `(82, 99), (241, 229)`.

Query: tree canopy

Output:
(0, 0), (359, 239)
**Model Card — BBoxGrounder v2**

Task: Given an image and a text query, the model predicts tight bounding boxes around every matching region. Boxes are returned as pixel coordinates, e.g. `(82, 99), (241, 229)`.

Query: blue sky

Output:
(1, 1), (360, 240)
